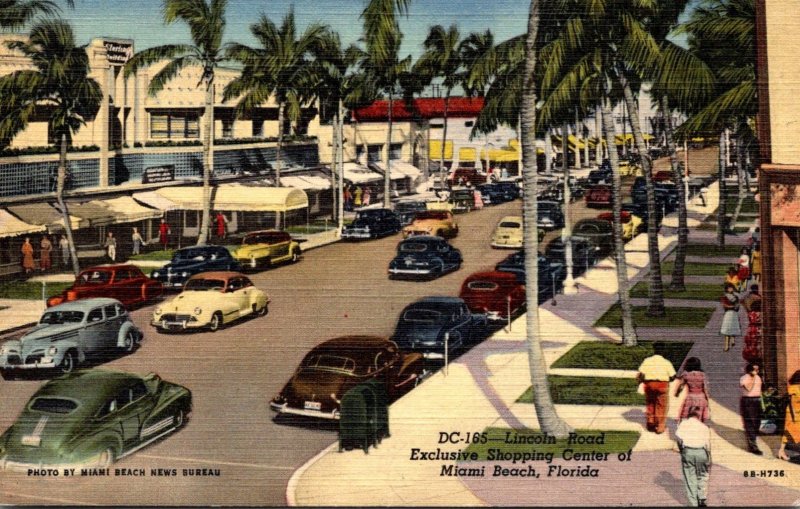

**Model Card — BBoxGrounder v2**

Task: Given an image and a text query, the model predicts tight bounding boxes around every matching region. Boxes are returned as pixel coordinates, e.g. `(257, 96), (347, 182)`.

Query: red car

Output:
(653, 170), (674, 182)
(585, 185), (613, 208)
(448, 167), (488, 187)
(47, 264), (164, 308)
(459, 270), (526, 322)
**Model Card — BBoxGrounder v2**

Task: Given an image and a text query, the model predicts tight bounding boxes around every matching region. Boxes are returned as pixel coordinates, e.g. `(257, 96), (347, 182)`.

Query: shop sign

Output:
(142, 165), (175, 184)
(104, 40), (133, 65)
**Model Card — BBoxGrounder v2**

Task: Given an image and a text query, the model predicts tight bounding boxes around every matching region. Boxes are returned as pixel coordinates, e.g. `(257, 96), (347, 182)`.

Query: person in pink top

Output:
(740, 360), (763, 455)
(675, 357), (711, 423)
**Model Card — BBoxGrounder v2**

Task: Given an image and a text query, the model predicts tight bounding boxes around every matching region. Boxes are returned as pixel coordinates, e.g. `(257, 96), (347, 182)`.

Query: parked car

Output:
(596, 211), (644, 241)
(47, 265), (163, 308)
(631, 177), (679, 213)
(232, 230), (301, 270)
(449, 188), (478, 213)
(653, 170), (674, 182)
(492, 181), (521, 200)
(388, 236), (462, 280)
(585, 185), (613, 208)
(402, 210), (459, 239)
(491, 216), (523, 248)
(0, 369), (191, 469)
(538, 201), (566, 230)
(269, 336), (425, 420)
(152, 272), (269, 332)
(392, 296), (488, 359)
(447, 167), (487, 187)
(395, 201), (429, 226)
(544, 237), (597, 277)
(622, 201), (663, 229)
(150, 246), (241, 289)
(475, 184), (498, 205)
(0, 298), (142, 378)
(493, 250), (566, 300)
(341, 208), (402, 240)
(587, 168), (612, 185)
(459, 271), (526, 322)
(572, 218), (615, 258)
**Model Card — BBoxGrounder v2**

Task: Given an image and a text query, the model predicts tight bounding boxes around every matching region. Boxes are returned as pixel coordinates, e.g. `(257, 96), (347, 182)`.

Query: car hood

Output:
(233, 244), (270, 257)
(160, 260), (210, 272)
(2, 412), (88, 463)
(392, 322), (445, 346)
(21, 323), (82, 344)
(160, 291), (221, 311)
(407, 219), (446, 230)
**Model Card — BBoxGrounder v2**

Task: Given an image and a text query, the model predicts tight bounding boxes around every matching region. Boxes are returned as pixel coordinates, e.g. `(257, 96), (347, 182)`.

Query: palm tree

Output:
(0, 0), (68, 30)
(521, 0), (571, 438)
(224, 8), (327, 196)
(0, 19), (102, 275)
(124, 0), (228, 246)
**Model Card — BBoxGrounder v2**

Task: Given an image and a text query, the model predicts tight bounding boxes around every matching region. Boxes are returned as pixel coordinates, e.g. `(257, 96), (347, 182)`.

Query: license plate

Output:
(304, 401), (321, 411)
(21, 435), (40, 447)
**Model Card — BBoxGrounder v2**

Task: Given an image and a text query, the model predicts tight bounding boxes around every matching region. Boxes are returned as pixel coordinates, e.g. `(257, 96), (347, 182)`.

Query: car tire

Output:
(98, 447), (116, 467)
(59, 350), (75, 374)
(255, 303), (268, 317)
(208, 312), (222, 332)
(291, 249), (301, 263)
(122, 330), (136, 352)
(0, 368), (12, 380)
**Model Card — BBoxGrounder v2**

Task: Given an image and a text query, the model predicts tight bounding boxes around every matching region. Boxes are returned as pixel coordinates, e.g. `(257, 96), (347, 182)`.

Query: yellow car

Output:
(152, 272), (269, 332)
(491, 216), (524, 248)
(232, 230), (301, 270)
(596, 212), (644, 242)
(402, 210), (459, 239)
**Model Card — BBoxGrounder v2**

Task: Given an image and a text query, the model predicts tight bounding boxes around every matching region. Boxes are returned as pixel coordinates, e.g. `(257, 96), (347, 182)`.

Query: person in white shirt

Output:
(675, 406), (712, 507)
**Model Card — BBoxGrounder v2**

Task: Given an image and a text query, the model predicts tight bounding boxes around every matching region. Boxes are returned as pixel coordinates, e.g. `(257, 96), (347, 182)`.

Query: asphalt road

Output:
(0, 199), (526, 506)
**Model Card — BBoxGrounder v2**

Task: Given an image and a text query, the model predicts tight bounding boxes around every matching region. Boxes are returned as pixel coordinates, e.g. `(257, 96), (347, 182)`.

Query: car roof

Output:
(312, 335), (395, 352)
(464, 270), (520, 283)
(80, 264), (140, 273)
(48, 297), (122, 311)
(34, 369), (142, 409)
(187, 271), (244, 281)
(408, 296), (465, 307)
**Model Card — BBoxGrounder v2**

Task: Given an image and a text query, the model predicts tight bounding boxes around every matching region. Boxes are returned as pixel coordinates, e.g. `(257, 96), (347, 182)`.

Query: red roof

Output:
(352, 97), (484, 122)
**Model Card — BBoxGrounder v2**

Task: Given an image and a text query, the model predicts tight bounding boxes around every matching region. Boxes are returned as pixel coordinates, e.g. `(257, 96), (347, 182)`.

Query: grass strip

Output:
(660, 260), (730, 276)
(0, 281), (72, 300)
(630, 281), (722, 301)
(551, 340), (693, 370)
(462, 427), (640, 460)
(517, 375), (644, 406)
(683, 244), (748, 257)
(594, 305), (715, 328)
(129, 249), (175, 261)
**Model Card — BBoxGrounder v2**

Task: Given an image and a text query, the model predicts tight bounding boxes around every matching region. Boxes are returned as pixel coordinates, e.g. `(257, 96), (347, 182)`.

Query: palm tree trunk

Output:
(384, 92), (393, 208)
(521, 0), (570, 438)
(717, 130), (726, 247)
(595, 105), (602, 165)
(562, 119), (574, 291)
(57, 134), (80, 275)
(197, 77), (214, 246)
(545, 128), (553, 175)
(275, 102), (285, 228)
(663, 96), (687, 292)
(337, 99), (345, 233)
(330, 113), (339, 222)
(730, 123), (746, 227)
(440, 92), (450, 183)
(619, 73), (664, 317)
(602, 94), (637, 346)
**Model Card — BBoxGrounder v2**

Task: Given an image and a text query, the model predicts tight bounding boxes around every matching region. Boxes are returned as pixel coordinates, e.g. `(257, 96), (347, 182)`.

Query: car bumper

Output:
(341, 232), (373, 240)
(389, 267), (434, 276)
(269, 402), (339, 420)
(151, 319), (204, 331)
(1, 452), (106, 472)
(491, 238), (522, 248)
(0, 358), (57, 370)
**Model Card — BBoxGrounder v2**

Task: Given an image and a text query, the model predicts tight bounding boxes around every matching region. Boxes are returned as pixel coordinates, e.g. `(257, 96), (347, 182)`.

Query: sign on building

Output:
(142, 165), (176, 184)
(103, 39), (133, 66)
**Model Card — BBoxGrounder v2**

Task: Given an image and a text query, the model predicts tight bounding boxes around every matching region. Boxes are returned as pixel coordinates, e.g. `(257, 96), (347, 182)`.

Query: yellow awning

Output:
(154, 184), (309, 212)
(458, 147), (477, 162)
(615, 133), (634, 145)
(429, 140), (454, 160)
(0, 209), (46, 238)
(479, 146), (519, 162)
(643, 133), (655, 141)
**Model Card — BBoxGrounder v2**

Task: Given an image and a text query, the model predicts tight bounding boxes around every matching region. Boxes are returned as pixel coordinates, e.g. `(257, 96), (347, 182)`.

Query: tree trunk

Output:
(440, 92), (450, 187)
(717, 130), (726, 247)
(663, 96), (688, 292)
(619, 72), (664, 317)
(602, 94), (637, 345)
(197, 75), (214, 246)
(384, 92), (393, 208)
(521, 0), (570, 438)
(330, 112), (339, 222)
(595, 105), (603, 165)
(545, 128), (553, 175)
(275, 102), (285, 228)
(562, 119), (575, 292)
(573, 108), (580, 169)
(582, 123), (589, 168)
(337, 99), (345, 233)
(58, 133), (80, 275)
(730, 122), (746, 227)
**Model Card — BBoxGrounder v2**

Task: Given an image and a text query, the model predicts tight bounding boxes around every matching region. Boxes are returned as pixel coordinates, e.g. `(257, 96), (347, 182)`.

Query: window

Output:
(221, 117), (234, 139)
(464, 121), (474, 127)
(227, 278), (242, 292)
(367, 144), (382, 163)
(150, 111), (200, 139)
(104, 305), (118, 318)
(98, 398), (118, 417)
(30, 397), (78, 414)
(389, 143), (403, 160)
(87, 308), (104, 323)
(252, 119), (263, 137)
(131, 381), (148, 402)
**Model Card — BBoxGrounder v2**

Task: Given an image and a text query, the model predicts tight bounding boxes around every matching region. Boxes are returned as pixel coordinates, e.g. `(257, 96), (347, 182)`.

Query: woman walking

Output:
(750, 242), (762, 284)
(777, 370), (800, 461)
(21, 237), (34, 274)
(720, 283), (742, 352)
(39, 235), (52, 271)
(131, 227), (143, 255)
(736, 247), (751, 291)
(675, 357), (711, 423)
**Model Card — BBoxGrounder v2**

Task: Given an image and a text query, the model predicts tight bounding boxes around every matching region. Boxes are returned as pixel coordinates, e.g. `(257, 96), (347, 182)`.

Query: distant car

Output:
(492, 181), (521, 200)
(449, 188), (478, 213)
(152, 272), (269, 332)
(572, 218), (615, 258)
(585, 185), (613, 208)
(653, 170), (674, 182)
(0, 298), (142, 378)
(538, 201), (565, 230)
(388, 236), (462, 280)
(477, 183), (512, 204)
(0, 369), (191, 470)
(392, 296), (488, 359)
(459, 271), (526, 322)
(403, 210), (459, 239)
(491, 216), (523, 248)
(588, 168), (612, 185)
(47, 265), (163, 309)
(448, 167), (487, 187)
(269, 336), (426, 420)
(341, 208), (402, 240)
(232, 230), (301, 270)
(150, 246), (241, 289)
(596, 211), (644, 241)
(545, 237), (597, 277)
(493, 250), (566, 300)
(395, 201), (429, 226)
(475, 184), (497, 206)
(631, 178), (679, 213)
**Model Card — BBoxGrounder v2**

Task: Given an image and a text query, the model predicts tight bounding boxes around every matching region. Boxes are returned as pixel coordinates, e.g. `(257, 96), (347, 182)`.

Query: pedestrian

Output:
(131, 227), (143, 256)
(724, 266), (740, 295)
(20, 237), (34, 274)
(740, 360), (764, 455)
(215, 212), (228, 239)
(742, 299), (762, 363)
(105, 231), (117, 262)
(749, 226), (761, 247)
(354, 186), (363, 208)
(59, 234), (70, 267)
(777, 369), (800, 461)
(675, 357), (711, 423)
(159, 218), (171, 251)
(750, 242), (761, 284)
(675, 406), (712, 507)
(344, 186), (353, 211)
(362, 187), (371, 206)
(39, 235), (52, 271)
(720, 282), (742, 352)
(636, 341), (676, 434)
(736, 247), (751, 290)
(742, 284), (762, 313)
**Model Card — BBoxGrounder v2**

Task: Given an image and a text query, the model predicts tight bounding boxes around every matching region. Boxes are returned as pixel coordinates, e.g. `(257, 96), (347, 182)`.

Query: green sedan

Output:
(0, 369), (191, 470)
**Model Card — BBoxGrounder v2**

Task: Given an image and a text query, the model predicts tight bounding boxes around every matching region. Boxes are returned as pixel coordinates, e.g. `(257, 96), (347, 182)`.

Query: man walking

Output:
(105, 232), (117, 262)
(740, 361), (764, 455)
(675, 406), (712, 507)
(59, 235), (70, 267)
(637, 341), (676, 434)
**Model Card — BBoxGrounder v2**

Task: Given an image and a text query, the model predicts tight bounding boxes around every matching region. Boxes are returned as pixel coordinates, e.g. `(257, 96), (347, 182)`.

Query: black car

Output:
(341, 208), (402, 240)
(449, 189), (477, 213)
(572, 219), (615, 259)
(538, 201), (565, 230)
(621, 202), (663, 230)
(494, 250), (567, 301)
(388, 236), (462, 280)
(493, 181), (521, 200)
(588, 168), (612, 185)
(395, 201), (429, 226)
(545, 237), (597, 277)
(631, 177), (679, 213)
(392, 296), (488, 360)
(476, 184), (503, 205)
(150, 246), (241, 289)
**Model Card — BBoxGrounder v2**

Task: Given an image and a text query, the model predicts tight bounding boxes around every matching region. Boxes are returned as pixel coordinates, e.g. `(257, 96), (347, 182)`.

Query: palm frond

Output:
(677, 79), (755, 135)
(124, 44), (196, 77)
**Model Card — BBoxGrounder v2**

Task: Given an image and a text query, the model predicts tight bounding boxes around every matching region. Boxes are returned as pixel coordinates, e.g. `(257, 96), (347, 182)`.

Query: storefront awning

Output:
(6, 203), (81, 233)
(65, 201), (118, 227)
(428, 140), (454, 160)
(104, 196), (164, 222)
(458, 147), (477, 162)
(0, 209), (46, 238)
(372, 161), (421, 180)
(280, 175), (332, 191)
(480, 146), (519, 162)
(151, 184), (309, 212)
(342, 162), (384, 184)
(133, 191), (181, 211)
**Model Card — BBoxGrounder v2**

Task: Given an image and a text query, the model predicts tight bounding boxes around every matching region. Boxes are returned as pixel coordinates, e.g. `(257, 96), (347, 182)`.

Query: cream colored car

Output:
(402, 210), (459, 239)
(152, 271), (269, 332)
(491, 216), (524, 248)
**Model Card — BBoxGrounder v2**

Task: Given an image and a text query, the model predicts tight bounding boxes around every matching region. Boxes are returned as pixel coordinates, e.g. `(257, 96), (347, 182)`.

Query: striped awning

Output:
(0, 209), (46, 238)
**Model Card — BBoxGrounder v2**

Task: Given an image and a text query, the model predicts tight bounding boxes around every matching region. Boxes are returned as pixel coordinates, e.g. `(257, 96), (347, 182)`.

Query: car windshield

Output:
(40, 310), (84, 324)
(399, 242), (428, 253)
(415, 211), (448, 221)
(77, 271), (111, 285)
(304, 354), (357, 374)
(184, 279), (226, 291)
(467, 281), (499, 291)
(396, 202), (424, 212)
(499, 221), (520, 228)
(29, 397), (78, 414)
(174, 249), (209, 261)
(243, 233), (285, 245)
(402, 308), (444, 323)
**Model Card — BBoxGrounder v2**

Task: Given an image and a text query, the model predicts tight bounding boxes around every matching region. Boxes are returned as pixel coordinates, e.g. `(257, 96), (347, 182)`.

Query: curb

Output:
(285, 442), (338, 506)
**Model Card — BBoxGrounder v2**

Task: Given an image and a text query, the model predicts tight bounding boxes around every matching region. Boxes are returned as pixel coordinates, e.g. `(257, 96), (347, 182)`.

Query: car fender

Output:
(0, 339), (22, 366)
(68, 433), (123, 463)
(116, 321), (142, 348)
(51, 339), (83, 365)
(146, 386), (192, 429)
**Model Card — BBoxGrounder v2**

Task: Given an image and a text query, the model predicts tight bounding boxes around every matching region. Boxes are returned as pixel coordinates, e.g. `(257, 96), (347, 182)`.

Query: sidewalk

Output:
(288, 182), (800, 506)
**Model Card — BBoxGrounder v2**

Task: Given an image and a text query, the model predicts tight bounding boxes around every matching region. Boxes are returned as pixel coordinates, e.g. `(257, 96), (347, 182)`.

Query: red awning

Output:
(353, 97), (485, 122)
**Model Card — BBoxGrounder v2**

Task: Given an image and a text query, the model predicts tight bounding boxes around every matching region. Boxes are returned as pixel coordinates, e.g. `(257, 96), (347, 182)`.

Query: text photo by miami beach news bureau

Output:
(412, 431), (630, 479)
(25, 467), (221, 477)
